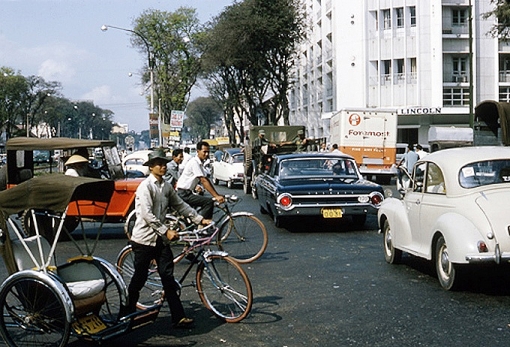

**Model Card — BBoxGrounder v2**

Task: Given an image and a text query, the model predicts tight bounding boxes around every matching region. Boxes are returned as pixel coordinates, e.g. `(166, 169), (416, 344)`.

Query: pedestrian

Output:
(416, 144), (428, 159)
(180, 147), (191, 174)
(164, 148), (183, 187)
(64, 155), (89, 177)
(176, 141), (225, 219)
(126, 147), (211, 329)
(397, 143), (419, 185)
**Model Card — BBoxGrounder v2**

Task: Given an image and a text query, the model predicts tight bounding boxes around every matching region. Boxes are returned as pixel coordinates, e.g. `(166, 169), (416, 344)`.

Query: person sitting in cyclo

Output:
(176, 141), (225, 219)
(126, 148), (211, 328)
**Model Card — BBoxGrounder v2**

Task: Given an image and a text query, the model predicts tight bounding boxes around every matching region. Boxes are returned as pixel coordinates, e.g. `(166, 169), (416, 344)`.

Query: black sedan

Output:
(254, 152), (384, 228)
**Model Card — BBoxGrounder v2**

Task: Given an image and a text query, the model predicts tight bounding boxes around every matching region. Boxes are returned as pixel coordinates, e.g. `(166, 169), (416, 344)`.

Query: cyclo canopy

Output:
(0, 175), (114, 274)
(0, 175), (114, 215)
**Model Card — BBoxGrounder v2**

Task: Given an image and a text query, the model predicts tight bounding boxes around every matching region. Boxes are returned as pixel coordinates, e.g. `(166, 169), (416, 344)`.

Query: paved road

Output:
(1, 184), (510, 346)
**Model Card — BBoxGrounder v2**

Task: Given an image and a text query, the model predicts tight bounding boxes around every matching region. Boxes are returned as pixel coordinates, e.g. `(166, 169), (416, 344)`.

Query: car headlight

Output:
(277, 193), (293, 211)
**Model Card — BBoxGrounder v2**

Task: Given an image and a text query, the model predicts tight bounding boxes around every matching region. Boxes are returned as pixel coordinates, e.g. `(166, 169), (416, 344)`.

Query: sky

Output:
(0, 0), (235, 133)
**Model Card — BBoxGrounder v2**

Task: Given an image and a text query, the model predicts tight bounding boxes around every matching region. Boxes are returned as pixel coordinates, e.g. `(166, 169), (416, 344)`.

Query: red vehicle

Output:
(3, 137), (143, 231)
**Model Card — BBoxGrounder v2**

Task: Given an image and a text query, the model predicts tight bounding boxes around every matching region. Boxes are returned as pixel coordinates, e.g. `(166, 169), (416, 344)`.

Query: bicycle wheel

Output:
(0, 274), (71, 347)
(116, 246), (164, 310)
(196, 255), (252, 323)
(217, 213), (268, 263)
(124, 209), (136, 240)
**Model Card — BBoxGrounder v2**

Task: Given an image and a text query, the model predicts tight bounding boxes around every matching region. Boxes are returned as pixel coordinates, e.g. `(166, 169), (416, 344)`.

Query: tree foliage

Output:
(202, 0), (306, 136)
(483, 1), (510, 39)
(183, 96), (223, 141)
(0, 66), (114, 140)
(132, 8), (205, 124)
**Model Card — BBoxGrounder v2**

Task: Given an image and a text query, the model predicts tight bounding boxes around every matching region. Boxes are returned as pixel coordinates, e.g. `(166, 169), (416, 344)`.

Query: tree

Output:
(183, 96), (223, 140)
(202, 0), (306, 131)
(132, 8), (205, 125)
(483, 1), (510, 39)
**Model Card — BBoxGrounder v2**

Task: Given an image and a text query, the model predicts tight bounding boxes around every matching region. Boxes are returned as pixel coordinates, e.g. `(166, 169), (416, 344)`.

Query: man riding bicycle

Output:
(176, 141), (225, 219)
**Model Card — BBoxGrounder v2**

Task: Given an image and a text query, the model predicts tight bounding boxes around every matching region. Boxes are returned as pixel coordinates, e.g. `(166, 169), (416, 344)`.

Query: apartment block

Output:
(289, 0), (499, 146)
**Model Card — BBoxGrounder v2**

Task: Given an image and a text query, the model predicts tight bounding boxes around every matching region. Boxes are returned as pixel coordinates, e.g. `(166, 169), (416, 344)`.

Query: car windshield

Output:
(279, 158), (359, 178)
(459, 159), (510, 188)
(232, 154), (244, 163)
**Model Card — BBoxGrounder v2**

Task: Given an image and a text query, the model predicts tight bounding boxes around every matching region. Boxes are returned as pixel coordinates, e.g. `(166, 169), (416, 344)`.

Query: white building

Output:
(289, 0), (498, 146)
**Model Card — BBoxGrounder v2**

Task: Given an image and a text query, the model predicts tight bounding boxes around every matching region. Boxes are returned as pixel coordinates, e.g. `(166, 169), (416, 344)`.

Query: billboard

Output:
(170, 110), (184, 129)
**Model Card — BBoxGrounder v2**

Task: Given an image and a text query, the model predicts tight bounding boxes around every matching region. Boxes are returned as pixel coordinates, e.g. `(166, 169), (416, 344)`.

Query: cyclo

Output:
(0, 175), (252, 347)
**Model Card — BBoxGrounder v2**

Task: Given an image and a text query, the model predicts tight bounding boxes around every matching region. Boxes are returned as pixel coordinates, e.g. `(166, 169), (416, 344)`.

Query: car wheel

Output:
(259, 202), (268, 215)
(273, 214), (285, 228)
(227, 180), (233, 189)
(351, 214), (367, 227)
(243, 178), (252, 194)
(435, 235), (459, 290)
(383, 220), (402, 264)
(212, 175), (219, 185)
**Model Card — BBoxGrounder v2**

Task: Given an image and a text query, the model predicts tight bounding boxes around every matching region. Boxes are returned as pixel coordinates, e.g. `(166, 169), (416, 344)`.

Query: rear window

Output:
(459, 159), (510, 188)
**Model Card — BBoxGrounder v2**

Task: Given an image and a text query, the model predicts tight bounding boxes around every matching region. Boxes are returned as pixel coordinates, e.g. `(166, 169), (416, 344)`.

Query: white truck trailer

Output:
(329, 109), (398, 184)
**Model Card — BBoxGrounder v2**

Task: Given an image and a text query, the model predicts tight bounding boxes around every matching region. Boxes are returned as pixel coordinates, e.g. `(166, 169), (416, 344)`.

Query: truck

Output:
(329, 109), (398, 184)
(428, 126), (473, 152)
(243, 125), (306, 197)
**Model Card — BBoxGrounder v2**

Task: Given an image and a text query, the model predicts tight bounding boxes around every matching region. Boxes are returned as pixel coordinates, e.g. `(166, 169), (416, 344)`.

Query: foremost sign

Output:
(330, 109), (397, 183)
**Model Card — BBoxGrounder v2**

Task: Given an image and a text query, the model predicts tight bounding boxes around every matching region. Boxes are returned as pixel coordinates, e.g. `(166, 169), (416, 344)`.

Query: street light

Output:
(101, 24), (159, 145)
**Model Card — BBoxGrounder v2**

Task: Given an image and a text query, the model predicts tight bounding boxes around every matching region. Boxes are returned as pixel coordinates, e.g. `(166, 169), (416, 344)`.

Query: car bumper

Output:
(274, 203), (378, 217)
(465, 245), (510, 264)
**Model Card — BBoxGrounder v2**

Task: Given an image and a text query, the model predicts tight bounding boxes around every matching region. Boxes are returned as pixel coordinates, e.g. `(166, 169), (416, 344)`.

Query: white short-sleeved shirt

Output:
(176, 156), (207, 191)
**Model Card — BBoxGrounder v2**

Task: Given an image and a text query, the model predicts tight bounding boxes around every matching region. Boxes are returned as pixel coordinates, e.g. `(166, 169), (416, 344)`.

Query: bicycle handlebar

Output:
(177, 221), (216, 239)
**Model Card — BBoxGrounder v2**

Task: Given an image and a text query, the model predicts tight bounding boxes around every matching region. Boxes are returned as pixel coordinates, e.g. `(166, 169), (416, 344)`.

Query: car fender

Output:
(430, 212), (484, 264)
(378, 197), (414, 248)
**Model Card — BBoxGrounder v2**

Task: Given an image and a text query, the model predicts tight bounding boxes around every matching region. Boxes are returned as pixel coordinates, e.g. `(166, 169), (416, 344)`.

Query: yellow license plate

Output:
(72, 314), (107, 335)
(321, 208), (343, 218)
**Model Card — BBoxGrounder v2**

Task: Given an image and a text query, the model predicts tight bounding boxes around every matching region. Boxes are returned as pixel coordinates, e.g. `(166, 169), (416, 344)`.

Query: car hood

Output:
(475, 190), (510, 244)
(276, 177), (383, 194)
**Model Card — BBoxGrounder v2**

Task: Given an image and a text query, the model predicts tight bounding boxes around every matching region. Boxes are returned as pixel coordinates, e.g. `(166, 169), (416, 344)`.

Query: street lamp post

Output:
(101, 24), (160, 146)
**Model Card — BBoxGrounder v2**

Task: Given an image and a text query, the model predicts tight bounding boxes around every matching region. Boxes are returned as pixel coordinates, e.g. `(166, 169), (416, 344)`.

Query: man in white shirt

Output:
(176, 141), (225, 219)
(179, 147), (191, 174)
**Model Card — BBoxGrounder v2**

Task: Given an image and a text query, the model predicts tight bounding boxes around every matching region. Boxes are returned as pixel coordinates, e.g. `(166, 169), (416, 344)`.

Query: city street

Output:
(1, 185), (510, 346)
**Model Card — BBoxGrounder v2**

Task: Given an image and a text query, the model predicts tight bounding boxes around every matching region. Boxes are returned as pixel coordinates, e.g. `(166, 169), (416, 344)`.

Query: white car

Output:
(211, 148), (244, 188)
(122, 150), (152, 177)
(378, 146), (510, 290)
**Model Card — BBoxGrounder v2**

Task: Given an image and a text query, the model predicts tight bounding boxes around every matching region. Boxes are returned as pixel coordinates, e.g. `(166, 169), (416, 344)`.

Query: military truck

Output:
(243, 125), (306, 197)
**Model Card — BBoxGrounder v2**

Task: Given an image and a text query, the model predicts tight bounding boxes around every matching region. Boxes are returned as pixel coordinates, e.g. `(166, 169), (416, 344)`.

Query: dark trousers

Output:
(177, 189), (214, 219)
(128, 238), (185, 324)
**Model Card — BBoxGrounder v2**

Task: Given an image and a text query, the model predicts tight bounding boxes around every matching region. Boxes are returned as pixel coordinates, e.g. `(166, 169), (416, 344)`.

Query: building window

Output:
(443, 88), (470, 106)
(396, 8), (404, 28)
(394, 59), (405, 84)
(372, 11), (378, 31)
(383, 9), (391, 30)
(499, 87), (510, 102)
(382, 60), (391, 84)
(452, 57), (468, 82)
(452, 9), (467, 26)
(409, 6), (416, 27)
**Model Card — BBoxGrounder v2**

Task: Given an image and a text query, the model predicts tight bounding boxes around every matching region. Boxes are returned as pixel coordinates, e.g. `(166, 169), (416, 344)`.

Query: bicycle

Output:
(116, 222), (253, 323)
(124, 194), (268, 264)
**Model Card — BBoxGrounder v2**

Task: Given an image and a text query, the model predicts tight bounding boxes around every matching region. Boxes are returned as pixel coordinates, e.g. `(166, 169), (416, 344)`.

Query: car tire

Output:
(227, 180), (233, 189)
(383, 220), (402, 264)
(351, 214), (367, 227)
(260, 203), (268, 215)
(212, 175), (219, 185)
(273, 214), (284, 228)
(435, 235), (460, 290)
(243, 177), (251, 194)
